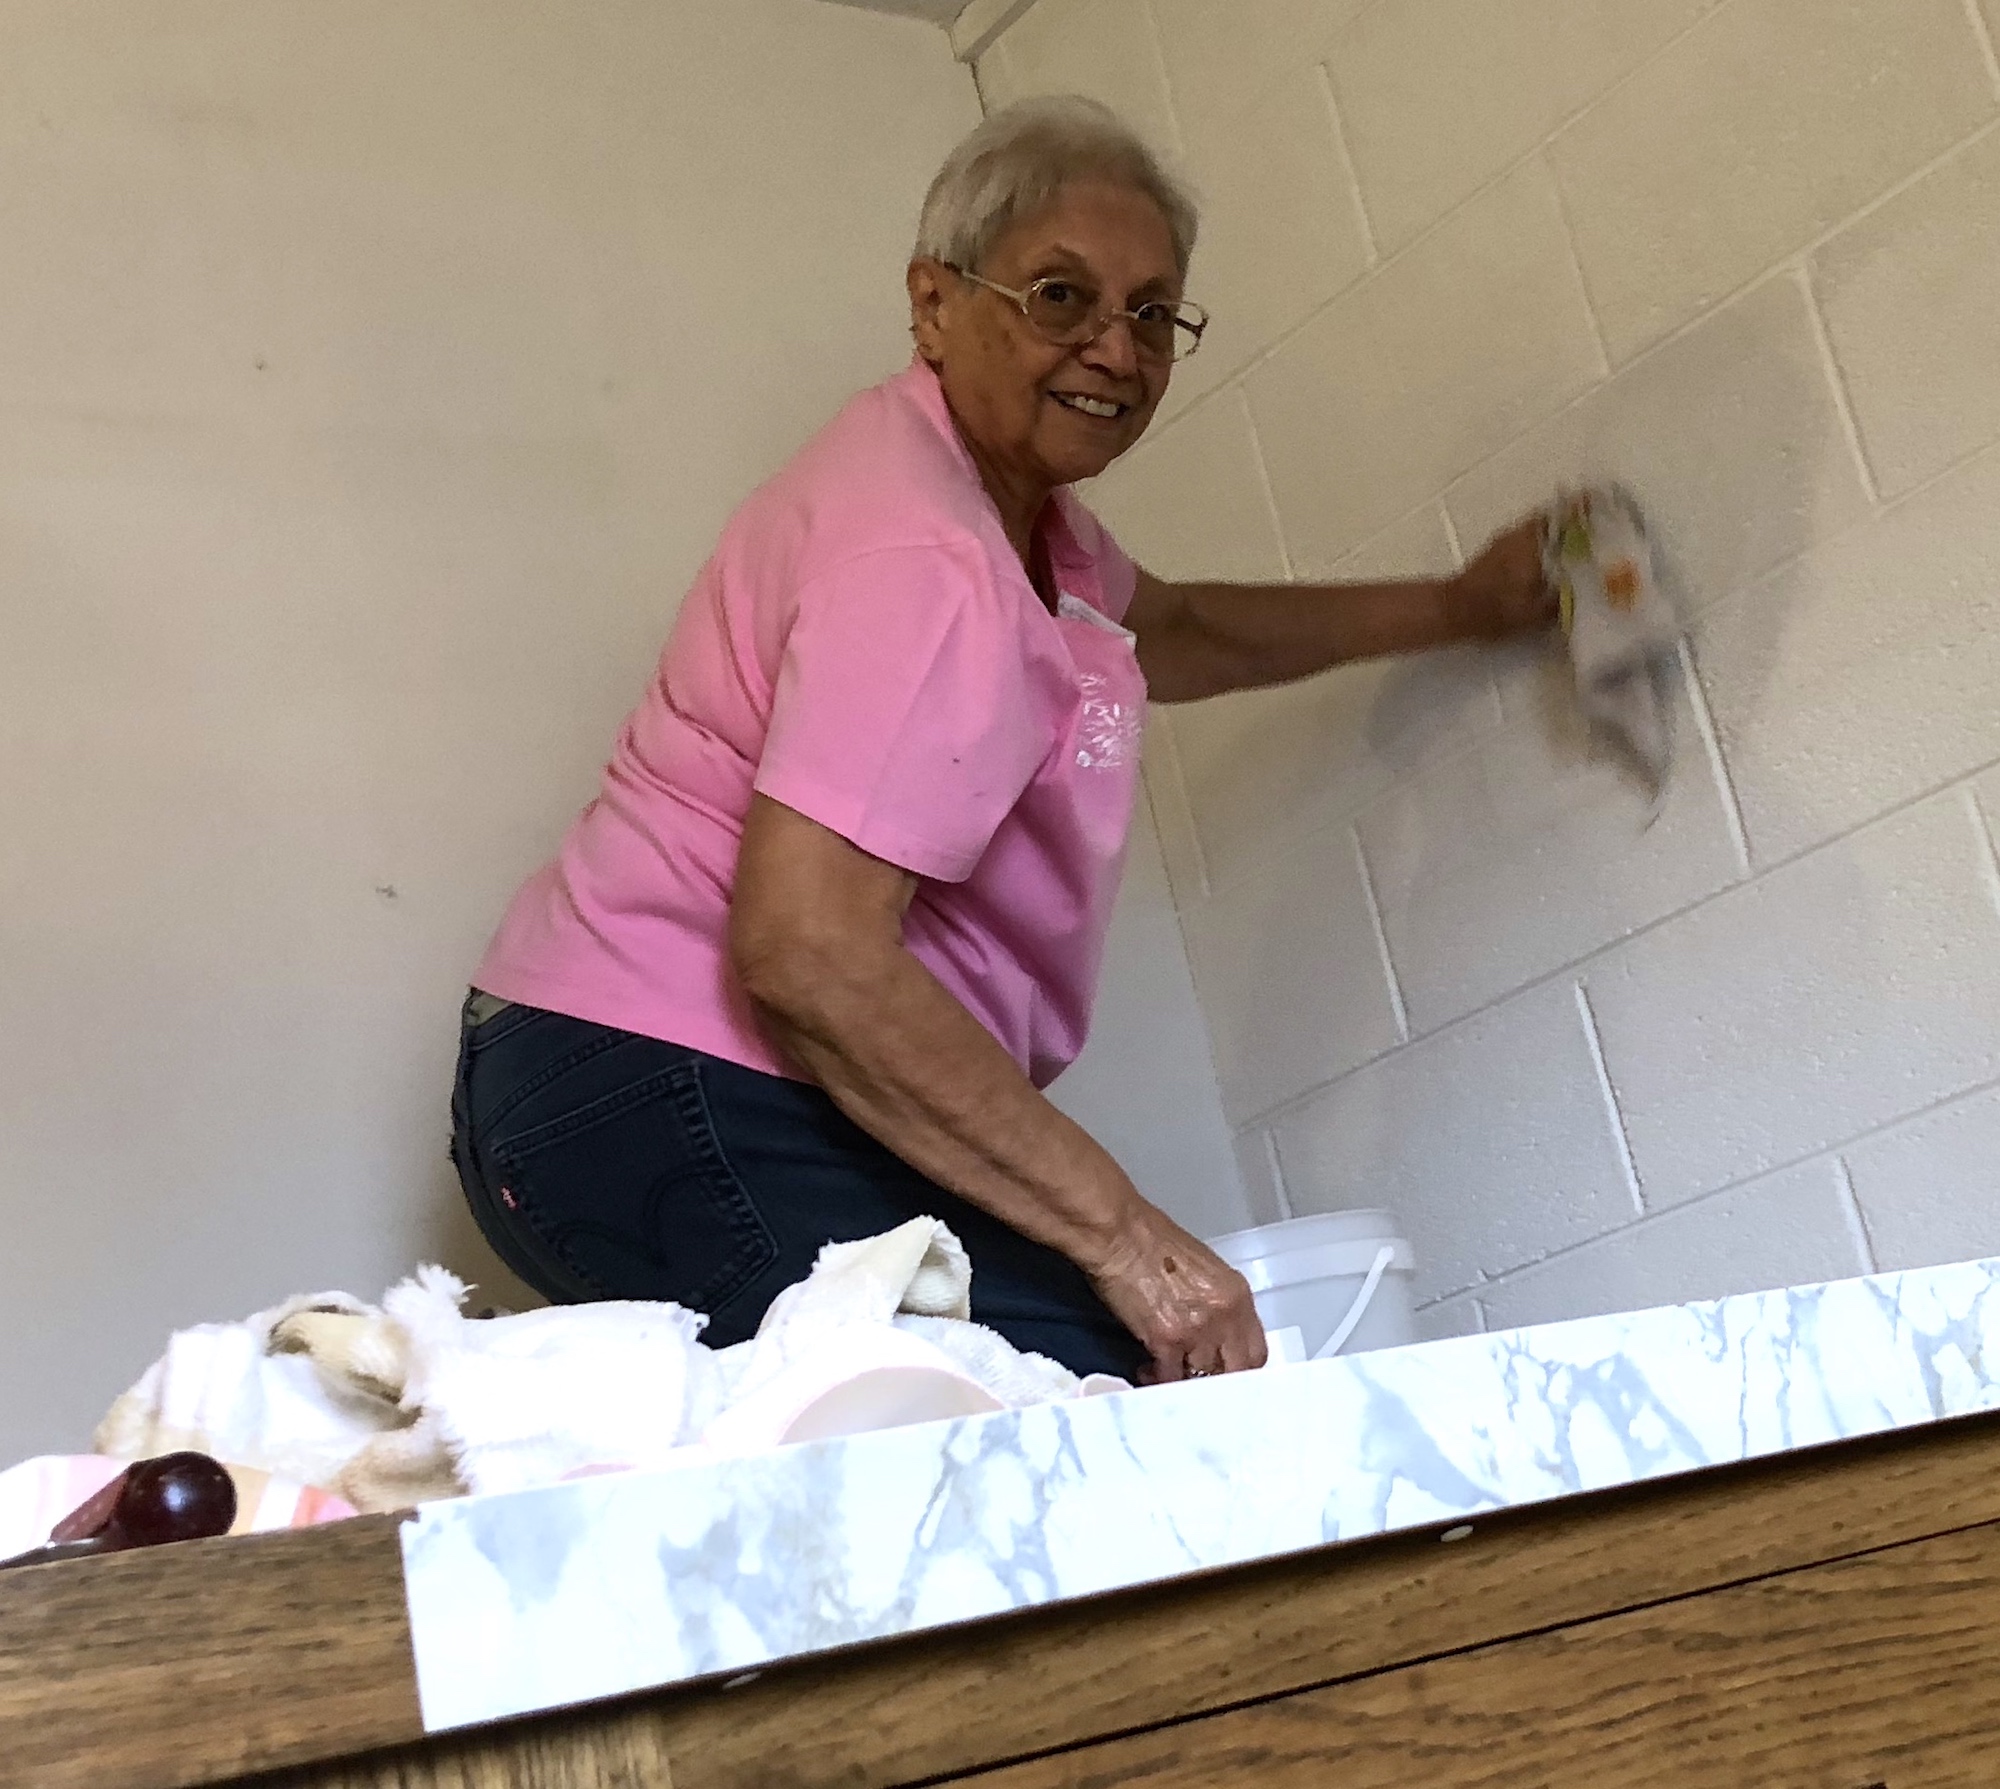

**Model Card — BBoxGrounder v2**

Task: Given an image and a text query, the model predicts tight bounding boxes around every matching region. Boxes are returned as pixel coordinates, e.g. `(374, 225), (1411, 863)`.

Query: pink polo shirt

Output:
(473, 359), (1147, 1089)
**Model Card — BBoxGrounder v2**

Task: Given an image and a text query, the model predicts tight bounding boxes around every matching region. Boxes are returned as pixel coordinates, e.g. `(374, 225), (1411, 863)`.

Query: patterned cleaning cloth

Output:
(1543, 484), (1682, 801)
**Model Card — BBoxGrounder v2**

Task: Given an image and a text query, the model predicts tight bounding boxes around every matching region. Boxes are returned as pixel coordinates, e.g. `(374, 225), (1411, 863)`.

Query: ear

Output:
(906, 258), (952, 367)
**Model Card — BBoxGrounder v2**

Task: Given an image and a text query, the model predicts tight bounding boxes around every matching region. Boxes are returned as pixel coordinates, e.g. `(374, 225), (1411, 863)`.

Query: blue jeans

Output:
(448, 995), (1146, 1378)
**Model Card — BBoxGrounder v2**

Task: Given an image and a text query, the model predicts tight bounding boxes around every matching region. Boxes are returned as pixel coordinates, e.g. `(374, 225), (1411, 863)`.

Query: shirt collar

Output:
(897, 355), (1094, 581)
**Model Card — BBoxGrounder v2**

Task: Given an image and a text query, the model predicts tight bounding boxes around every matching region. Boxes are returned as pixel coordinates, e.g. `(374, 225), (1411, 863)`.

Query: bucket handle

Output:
(1311, 1245), (1398, 1362)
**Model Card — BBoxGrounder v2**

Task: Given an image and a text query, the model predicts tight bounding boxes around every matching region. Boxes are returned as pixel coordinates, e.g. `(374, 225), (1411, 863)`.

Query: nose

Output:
(1078, 311), (1142, 382)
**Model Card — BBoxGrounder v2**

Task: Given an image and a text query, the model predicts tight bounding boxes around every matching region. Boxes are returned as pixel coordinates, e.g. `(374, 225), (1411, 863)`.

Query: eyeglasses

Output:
(949, 267), (1208, 363)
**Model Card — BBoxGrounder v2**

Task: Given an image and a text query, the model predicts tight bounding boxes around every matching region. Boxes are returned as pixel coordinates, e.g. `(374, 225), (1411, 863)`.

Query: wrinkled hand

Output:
(1448, 514), (1558, 640)
(1089, 1203), (1267, 1383)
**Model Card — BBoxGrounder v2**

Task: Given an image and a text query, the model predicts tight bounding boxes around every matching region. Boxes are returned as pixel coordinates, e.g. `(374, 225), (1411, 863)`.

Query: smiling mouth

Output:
(1050, 391), (1132, 421)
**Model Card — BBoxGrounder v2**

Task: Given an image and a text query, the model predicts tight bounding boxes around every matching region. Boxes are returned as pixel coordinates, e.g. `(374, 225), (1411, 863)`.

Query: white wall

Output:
(982, 0), (2000, 1335)
(0, 0), (979, 1462)
(1044, 780), (1253, 1242)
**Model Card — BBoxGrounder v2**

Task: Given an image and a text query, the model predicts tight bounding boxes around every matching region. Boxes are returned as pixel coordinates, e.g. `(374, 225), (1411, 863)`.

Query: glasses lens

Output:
(1128, 303), (1183, 362)
(1166, 304), (1207, 362)
(1023, 278), (1098, 342)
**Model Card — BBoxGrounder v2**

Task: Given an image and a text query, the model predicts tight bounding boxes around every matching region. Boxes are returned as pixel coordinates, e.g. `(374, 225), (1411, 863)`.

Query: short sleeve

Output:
(754, 543), (1060, 883)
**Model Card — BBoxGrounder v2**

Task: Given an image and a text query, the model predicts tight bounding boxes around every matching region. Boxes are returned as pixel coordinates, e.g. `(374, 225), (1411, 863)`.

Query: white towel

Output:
(91, 1218), (1106, 1511)
(92, 1290), (413, 1496)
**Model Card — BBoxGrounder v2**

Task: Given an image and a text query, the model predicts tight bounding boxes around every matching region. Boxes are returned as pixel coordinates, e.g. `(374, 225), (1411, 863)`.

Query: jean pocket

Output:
(488, 1060), (778, 1315)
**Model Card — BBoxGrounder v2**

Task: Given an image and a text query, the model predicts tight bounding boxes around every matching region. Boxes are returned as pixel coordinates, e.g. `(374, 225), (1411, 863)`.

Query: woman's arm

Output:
(729, 793), (1266, 1381)
(1125, 516), (1554, 703)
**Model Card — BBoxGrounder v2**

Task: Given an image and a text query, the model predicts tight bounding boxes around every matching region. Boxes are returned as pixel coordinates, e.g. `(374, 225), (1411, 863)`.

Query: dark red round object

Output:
(110, 1452), (238, 1548)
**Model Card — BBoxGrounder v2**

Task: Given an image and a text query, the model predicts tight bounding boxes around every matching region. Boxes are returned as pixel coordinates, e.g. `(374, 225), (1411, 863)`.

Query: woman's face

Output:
(910, 179), (1181, 497)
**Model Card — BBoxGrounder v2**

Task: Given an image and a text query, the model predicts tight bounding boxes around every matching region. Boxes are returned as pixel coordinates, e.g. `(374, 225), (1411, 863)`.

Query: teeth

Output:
(1055, 393), (1124, 419)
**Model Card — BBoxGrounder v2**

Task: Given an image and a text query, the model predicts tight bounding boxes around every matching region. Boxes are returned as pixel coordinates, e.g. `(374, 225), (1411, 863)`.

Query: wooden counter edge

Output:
(215, 1411), (2000, 1789)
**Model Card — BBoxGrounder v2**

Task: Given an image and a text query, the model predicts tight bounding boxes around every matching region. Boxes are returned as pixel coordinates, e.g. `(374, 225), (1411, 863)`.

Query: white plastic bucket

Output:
(1207, 1211), (1416, 1360)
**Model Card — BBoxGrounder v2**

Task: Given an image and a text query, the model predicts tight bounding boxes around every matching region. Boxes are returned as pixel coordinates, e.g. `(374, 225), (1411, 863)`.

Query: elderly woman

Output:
(451, 97), (1552, 1385)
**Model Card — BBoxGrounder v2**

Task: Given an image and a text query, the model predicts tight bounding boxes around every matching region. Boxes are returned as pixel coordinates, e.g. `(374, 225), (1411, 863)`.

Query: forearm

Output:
(743, 937), (1145, 1271)
(1132, 518), (1554, 703)
(1144, 576), (1469, 703)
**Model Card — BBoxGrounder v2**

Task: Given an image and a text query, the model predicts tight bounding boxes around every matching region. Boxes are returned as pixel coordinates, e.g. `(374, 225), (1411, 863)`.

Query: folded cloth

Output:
(93, 1218), (1112, 1512)
(1543, 484), (1681, 798)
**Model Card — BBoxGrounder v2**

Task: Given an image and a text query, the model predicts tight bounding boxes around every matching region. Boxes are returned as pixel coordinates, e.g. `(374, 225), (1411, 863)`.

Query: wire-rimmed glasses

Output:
(949, 267), (1208, 363)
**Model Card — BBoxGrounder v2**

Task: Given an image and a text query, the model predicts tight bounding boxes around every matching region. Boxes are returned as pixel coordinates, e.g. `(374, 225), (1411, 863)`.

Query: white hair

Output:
(913, 95), (1199, 279)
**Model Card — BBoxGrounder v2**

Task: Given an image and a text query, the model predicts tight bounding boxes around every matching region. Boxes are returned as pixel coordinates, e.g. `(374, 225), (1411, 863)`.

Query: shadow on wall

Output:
(1168, 285), (1895, 1314)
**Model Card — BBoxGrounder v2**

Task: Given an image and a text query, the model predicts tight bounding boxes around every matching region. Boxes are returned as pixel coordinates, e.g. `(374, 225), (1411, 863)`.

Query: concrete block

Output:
(1357, 658), (1744, 1032)
(1091, 387), (1291, 581)
(1478, 1158), (1865, 1330)
(1248, 158), (1603, 571)
(1845, 1083), (2000, 1271)
(1447, 272), (1874, 620)
(1583, 794), (2000, 1209)
(1549, 0), (1997, 362)
(1695, 443), (2000, 866)
(1183, 820), (1404, 1123)
(1168, 503), (1499, 893)
(1269, 979), (1637, 1301)
(1175, 64), (1374, 393)
(987, 0), (1183, 155)
(1150, 0), (1370, 143)
(1328, 0), (1714, 253)
(1813, 124), (2000, 498)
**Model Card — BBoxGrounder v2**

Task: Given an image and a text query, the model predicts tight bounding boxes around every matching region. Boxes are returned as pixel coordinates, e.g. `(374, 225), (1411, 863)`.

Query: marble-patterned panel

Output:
(404, 1257), (2000, 1732)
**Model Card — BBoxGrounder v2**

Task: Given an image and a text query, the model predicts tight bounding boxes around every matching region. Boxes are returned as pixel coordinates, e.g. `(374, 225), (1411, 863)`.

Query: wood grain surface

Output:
(252, 1702), (677, 1789)
(0, 1513), (420, 1789)
(964, 1520), (2000, 1787)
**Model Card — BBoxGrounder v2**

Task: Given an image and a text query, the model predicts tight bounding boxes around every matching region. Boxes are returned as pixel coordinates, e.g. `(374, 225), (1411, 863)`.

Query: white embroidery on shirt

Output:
(1075, 670), (1140, 771)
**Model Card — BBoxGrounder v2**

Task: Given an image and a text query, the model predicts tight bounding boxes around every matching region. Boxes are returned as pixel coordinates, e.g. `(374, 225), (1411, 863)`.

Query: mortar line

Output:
(1352, 824), (1411, 1043)
(1573, 981), (1646, 1217)
(1963, 0), (2000, 100)
(1313, 60), (1380, 266)
(1134, 0), (1188, 161)
(1436, 502), (1465, 568)
(1542, 150), (1613, 376)
(1674, 424), (2000, 645)
(1096, 58), (2000, 483)
(1402, 1067), (2000, 1309)
(1228, 746), (2000, 1135)
(1797, 261), (1883, 506)
(1831, 1156), (1881, 1276)
(1237, 386), (1298, 581)
(1261, 1128), (1296, 1222)
(1141, 712), (1213, 904)
(1677, 636), (1753, 878)
(1440, 110), (2000, 500)
(1967, 782), (2000, 923)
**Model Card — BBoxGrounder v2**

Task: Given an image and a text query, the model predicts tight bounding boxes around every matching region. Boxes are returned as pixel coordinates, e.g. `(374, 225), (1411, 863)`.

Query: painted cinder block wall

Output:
(0, 0), (983, 1464)
(978, 0), (2000, 1336)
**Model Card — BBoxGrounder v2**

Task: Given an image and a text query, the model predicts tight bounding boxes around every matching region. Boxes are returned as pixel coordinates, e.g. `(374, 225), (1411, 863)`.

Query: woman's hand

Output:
(1087, 1203), (1267, 1382)
(1446, 514), (1558, 640)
